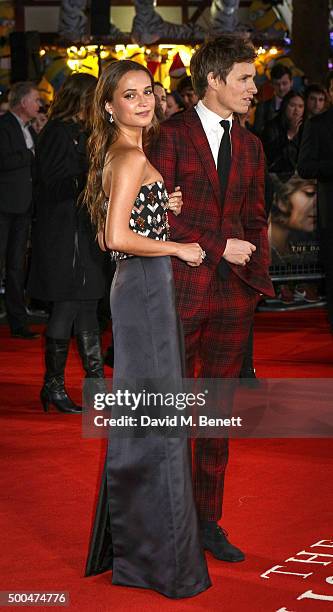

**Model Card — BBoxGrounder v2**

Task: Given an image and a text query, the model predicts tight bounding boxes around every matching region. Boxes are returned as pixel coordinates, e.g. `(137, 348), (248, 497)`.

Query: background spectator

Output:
(176, 75), (198, 109)
(28, 73), (106, 413)
(304, 83), (328, 119)
(262, 90), (305, 175)
(165, 91), (185, 118)
(0, 81), (40, 339)
(298, 89), (333, 327)
(153, 81), (167, 121)
(254, 64), (293, 135)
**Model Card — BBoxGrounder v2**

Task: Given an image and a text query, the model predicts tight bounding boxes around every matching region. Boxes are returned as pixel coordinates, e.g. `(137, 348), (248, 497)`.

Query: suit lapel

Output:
(184, 108), (221, 204)
(6, 111), (28, 149)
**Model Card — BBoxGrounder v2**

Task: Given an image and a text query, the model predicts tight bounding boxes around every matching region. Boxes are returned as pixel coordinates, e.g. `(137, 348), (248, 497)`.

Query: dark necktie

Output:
(217, 119), (231, 205)
(217, 119), (231, 279)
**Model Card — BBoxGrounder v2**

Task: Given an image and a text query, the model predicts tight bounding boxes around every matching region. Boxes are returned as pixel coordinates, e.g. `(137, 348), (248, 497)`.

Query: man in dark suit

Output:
(150, 35), (274, 562)
(298, 105), (333, 330)
(253, 63), (293, 136)
(0, 81), (40, 338)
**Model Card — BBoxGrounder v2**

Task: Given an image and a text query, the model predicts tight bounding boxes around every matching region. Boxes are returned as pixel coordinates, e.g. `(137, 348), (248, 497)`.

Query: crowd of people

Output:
(0, 34), (333, 598)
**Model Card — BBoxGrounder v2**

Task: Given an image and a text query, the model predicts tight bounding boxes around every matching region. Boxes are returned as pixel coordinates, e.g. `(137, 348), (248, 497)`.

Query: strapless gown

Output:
(85, 181), (211, 598)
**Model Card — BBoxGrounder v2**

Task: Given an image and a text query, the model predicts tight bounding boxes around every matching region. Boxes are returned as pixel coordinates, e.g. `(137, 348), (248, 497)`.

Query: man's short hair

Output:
(190, 35), (256, 99)
(270, 63), (292, 81)
(304, 83), (327, 99)
(176, 76), (193, 94)
(8, 81), (37, 109)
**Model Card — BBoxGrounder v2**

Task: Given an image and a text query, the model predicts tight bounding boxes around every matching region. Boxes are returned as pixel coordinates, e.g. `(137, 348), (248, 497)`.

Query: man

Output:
(177, 75), (199, 109)
(298, 97), (333, 331)
(304, 84), (328, 119)
(254, 63), (293, 135)
(0, 81), (40, 338)
(150, 36), (273, 561)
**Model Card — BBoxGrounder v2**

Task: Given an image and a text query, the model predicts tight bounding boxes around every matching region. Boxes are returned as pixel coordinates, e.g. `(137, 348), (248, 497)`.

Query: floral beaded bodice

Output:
(106, 180), (170, 261)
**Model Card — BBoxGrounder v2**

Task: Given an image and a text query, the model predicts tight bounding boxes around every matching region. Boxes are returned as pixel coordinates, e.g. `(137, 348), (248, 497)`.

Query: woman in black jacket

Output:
(262, 90), (305, 176)
(28, 73), (106, 413)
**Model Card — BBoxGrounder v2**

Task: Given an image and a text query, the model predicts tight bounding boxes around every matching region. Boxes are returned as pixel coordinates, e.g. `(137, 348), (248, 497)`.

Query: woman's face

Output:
(285, 96), (304, 124)
(154, 84), (167, 114)
(166, 94), (180, 118)
(106, 70), (155, 128)
(287, 183), (317, 232)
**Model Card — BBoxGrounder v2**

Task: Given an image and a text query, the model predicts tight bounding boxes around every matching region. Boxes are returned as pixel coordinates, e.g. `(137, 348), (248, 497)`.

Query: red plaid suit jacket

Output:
(149, 108), (274, 319)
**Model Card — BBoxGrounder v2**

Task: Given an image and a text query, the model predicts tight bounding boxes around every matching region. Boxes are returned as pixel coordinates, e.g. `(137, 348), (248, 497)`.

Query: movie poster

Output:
(268, 173), (321, 279)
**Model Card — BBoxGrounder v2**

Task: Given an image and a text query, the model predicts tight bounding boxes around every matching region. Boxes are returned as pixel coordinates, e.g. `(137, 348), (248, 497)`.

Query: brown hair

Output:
(190, 34), (257, 99)
(272, 175), (316, 225)
(48, 73), (97, 129)
(84, 59), (158, 231)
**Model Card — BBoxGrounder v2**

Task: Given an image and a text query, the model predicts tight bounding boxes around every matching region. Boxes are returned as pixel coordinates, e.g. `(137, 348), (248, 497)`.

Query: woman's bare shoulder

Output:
(107, 145), (146, 170)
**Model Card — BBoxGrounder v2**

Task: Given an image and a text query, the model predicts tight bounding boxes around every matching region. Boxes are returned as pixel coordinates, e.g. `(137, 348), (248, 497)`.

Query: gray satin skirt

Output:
(85, 256), (210, 598)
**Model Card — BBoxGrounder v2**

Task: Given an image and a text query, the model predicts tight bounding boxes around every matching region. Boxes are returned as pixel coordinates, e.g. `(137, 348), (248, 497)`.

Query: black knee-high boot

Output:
(76, 329), (104, 378)
(41, 337), (82, 413)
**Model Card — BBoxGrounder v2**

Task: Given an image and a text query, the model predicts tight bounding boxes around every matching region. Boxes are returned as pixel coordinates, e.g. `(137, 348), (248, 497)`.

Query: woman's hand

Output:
(176, 243), (206, 267)
(168, 185), (183, 216)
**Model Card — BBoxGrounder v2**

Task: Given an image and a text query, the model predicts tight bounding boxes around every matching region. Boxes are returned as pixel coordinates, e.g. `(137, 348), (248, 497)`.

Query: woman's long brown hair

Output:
(48, 72), (97, 130)
(83, 60), (159, 232)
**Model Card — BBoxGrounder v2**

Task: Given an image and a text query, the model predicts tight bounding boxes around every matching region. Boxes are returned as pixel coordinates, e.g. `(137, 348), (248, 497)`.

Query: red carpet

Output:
(1, 310), (333, 611)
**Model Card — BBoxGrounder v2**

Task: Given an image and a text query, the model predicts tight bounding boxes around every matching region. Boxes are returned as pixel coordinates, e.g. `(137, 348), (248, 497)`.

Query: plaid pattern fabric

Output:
(184, 273), (259, 521)
(149, 108), (274, 320)
(149, 109), (272, 521)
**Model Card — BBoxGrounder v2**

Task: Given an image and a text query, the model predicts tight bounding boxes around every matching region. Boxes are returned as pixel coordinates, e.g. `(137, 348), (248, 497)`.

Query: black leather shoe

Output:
(200, 522), (245, 562)
(11, 327), (40, 339)
(239, 368), (261, 388)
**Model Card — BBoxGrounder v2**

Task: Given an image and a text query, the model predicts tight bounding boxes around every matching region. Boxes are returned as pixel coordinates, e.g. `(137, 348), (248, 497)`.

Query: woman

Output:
(262, 90), (305, 175)
(28, 73), (106, 413)
(153, 81), (167, 121)
(83, 60), (210, 598)
(165, 90), (185, 118)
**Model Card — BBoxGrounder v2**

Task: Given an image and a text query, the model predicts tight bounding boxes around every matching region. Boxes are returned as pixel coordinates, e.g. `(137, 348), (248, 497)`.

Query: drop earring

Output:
(109, 110), (114, 124)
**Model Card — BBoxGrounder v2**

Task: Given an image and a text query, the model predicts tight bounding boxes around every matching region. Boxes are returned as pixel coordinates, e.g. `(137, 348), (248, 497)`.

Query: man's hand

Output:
(222, 238), (256, 266)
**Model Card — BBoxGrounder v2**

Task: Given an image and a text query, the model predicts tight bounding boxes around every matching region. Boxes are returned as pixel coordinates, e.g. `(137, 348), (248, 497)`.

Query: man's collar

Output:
(10, 110), (31, 128)
(195, 99), (233, 127)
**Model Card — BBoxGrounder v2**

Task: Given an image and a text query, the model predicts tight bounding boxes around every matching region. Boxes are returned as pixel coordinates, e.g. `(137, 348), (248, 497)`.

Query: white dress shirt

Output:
(11, 111), (35, 153)
(195, 99), (233, 167)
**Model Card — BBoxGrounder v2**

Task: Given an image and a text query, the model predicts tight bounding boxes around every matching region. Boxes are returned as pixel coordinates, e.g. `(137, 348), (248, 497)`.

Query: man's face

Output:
(272, 74), (292, 99)
(21, 89), (41, 120)
(306, 92), (326, 116)
(209, 62), (257, 116)
(180, 86), (198, 109)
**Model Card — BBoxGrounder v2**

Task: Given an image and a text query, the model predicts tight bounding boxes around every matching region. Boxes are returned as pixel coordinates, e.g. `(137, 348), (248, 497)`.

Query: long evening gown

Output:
(85, 181), (211, 598)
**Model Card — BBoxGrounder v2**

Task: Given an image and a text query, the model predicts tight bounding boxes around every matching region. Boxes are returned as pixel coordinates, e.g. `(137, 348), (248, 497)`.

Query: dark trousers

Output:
(46, 299), (99, 339)
(0, 210), (31, 331)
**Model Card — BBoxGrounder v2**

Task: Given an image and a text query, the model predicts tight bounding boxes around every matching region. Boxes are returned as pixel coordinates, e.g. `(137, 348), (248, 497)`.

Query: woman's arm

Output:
(104, 149), (203, 266)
